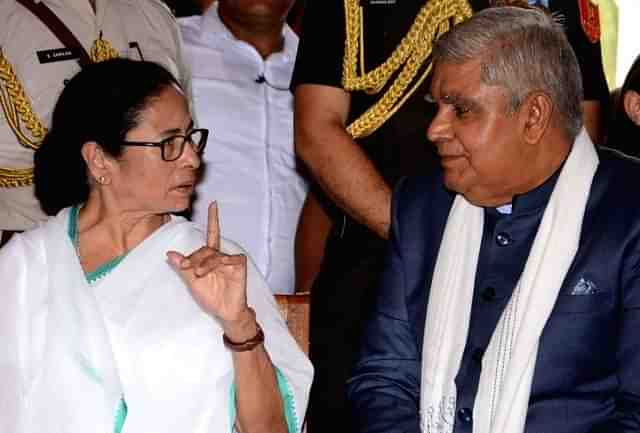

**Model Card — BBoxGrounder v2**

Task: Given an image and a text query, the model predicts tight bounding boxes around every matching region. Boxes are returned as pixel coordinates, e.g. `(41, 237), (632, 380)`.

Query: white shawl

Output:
(0, 210), (312, 433)
(419, 129), (599, 433)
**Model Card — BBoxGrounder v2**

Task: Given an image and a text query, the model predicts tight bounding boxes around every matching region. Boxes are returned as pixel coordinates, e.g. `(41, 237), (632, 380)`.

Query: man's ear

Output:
(519, 92), (553, 145)
(623, 90), (640, 126)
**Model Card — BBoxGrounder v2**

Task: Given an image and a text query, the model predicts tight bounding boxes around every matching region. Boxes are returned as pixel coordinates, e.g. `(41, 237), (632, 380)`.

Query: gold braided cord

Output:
(0, 167), (34, 188)
(0, 47), (48, 186)
(0, 36), (119, 187)
(343, 0), (473, 138)
(0, 48), (48, 151)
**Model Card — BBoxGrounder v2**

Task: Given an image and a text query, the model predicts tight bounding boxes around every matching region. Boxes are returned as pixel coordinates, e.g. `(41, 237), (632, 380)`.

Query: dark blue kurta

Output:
(347, 148), (640, 433)
(453, 170), (559, 432)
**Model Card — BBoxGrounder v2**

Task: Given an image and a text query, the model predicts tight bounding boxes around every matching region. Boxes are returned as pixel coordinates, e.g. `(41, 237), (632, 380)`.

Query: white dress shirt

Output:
(180, 6), (307, 294)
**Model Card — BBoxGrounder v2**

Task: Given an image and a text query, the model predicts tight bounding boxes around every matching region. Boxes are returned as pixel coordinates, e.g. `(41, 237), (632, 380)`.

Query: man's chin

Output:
(442, 175), (466, 196)
(442, 179), (491, 207)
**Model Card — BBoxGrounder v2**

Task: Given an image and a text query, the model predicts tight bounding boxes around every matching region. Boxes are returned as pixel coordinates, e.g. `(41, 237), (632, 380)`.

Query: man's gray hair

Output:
(433, 6), (584, 139)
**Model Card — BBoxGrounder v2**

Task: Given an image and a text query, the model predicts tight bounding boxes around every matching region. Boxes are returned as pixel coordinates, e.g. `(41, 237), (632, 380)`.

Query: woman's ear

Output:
(623, 90), (640, 126)
(81, 141), (112, 185)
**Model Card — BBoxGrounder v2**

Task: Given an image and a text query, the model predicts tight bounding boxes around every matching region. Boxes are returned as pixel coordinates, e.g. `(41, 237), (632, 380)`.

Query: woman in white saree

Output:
(0, 59), (312, 433)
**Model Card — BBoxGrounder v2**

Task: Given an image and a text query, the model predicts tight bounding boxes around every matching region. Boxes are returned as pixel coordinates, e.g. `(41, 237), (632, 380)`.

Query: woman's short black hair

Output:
(34, 58), (181, 215)
(606, 54), (640, 157)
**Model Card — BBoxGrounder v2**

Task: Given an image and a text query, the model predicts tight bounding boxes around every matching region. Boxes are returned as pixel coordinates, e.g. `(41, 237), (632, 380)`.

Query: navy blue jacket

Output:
(347, 149), (640, 433)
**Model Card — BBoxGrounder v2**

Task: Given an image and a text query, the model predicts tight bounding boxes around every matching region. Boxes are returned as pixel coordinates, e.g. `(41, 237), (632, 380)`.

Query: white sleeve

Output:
(221, 238), (313, 432)
(0, 233), (48, 433)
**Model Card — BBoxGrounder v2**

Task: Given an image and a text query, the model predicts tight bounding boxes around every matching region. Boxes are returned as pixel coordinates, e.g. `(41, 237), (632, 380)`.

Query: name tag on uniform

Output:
(364, 0), (397, 5)
(37, 47), (80, 64)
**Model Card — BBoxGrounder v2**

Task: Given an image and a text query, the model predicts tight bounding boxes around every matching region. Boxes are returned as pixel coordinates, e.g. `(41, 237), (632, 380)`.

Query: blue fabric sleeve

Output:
(346, 178), (423, 433)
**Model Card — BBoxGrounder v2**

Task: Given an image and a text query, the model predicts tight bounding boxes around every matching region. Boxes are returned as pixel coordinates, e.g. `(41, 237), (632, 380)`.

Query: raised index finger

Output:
(207, 201), (220, 250)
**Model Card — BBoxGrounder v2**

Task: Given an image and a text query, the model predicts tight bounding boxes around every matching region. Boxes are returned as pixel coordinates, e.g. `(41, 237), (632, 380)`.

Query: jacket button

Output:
(457, 407), (472, 423)
(481, 286), (496, 302)
(495, 232), (512, 246)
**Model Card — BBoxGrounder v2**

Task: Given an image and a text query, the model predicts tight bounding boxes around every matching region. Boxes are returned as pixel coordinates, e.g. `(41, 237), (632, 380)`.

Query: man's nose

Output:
(427, 108), (452, 144)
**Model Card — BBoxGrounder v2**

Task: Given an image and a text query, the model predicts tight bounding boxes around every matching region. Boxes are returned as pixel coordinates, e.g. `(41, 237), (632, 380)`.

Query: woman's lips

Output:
(173, 180), (196, 193)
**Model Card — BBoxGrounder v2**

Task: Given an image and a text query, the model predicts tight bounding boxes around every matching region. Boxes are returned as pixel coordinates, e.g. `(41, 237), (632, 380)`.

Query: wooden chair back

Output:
(275, 292), (310, 355)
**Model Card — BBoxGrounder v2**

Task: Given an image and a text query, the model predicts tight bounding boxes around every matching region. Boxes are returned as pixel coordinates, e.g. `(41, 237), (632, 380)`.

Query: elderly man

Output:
(292, 0), (609, 430)
(347, 6), (640, 433)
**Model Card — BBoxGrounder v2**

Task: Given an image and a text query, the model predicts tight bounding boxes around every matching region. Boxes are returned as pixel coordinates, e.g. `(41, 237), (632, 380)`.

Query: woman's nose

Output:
(181, 141), (201, 169)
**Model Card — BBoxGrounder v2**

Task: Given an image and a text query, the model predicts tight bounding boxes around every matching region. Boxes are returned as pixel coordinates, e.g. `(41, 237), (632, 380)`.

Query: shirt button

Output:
(472, 347), (484, 363)
(457, 407), (473, 423)
(495, 232), (512, 246)
(481, 286), (497, 302)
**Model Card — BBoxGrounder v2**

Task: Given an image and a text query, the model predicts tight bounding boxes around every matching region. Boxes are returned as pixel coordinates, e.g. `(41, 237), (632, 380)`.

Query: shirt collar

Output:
(487, 163), (562, 217)
(34, 0), (101, 27)
(198, 2), (298, 61)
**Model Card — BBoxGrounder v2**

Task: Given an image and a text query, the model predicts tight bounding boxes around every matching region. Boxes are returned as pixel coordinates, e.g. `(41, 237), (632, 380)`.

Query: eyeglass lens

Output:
(163, 130), (206, 161)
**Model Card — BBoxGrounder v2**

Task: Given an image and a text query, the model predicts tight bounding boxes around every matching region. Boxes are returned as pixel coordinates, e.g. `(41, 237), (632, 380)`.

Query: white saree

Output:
(0, 208), (313, 433)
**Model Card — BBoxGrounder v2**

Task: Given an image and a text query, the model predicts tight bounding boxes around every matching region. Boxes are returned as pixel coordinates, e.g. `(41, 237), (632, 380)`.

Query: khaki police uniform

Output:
(0, 0), (190, 233)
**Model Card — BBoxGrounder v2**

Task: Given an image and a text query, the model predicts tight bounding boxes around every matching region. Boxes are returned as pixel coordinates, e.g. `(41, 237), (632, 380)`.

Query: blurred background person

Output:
(0, 0), (189, 247)
(606, 53), (640, 156)
(180, 0), (307, 294)
(0, 58), (311, 433)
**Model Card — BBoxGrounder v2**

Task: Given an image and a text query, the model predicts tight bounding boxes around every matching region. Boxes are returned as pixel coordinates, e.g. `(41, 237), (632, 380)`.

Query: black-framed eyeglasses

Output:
(121, 128), (209, 161)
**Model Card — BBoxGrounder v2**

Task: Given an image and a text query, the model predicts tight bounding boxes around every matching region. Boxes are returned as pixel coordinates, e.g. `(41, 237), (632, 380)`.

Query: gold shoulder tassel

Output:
(342, 0), (473, 138)
(0, 47), (48, 186)
(90, 32), (119, 63)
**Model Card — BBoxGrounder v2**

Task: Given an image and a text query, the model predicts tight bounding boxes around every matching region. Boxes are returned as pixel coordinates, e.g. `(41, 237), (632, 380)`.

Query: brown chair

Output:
(275, 292), (310, 355)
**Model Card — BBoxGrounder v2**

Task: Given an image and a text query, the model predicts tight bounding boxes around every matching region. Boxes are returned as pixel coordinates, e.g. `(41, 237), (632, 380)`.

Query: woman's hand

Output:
(167, 202), (256, 339)
(170, 204), (286, 433)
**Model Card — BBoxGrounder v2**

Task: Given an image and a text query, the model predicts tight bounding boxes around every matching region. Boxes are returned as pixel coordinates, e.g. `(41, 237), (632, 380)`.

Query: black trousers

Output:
(307, 219), (386, 433)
